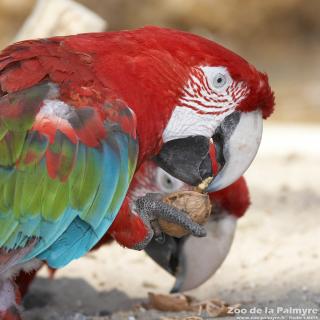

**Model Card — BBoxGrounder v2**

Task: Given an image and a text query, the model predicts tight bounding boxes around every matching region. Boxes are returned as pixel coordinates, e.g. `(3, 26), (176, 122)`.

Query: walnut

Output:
(159, 190), (212, 237)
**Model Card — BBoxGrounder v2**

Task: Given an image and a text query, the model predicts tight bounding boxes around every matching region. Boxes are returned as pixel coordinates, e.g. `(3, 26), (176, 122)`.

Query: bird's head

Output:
(94, 26), (274, 191)
(142, 27), (275, 191)
(128, 160), (250, 292)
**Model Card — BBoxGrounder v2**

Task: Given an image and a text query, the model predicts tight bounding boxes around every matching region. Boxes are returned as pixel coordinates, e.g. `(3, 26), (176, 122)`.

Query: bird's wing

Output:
(0, 80), (138, 268)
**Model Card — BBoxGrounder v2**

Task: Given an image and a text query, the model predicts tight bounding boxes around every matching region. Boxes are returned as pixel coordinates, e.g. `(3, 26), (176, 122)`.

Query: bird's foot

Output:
(133, 193), (206, 250)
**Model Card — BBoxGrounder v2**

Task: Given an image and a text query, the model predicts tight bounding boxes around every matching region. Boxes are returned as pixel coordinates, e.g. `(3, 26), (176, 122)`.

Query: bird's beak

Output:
(145, 215), (237, 292)
(155, 135), (213, 186)
(155, 110), (263, 191)
(207, 110), (263, 191)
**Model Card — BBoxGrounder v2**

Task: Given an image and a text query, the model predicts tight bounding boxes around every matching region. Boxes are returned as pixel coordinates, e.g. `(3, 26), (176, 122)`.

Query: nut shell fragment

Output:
(147, 292), (240, 317)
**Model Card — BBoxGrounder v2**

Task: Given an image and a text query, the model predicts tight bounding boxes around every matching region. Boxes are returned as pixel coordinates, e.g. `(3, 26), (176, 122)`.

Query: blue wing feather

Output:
(37, 133), (136, 268)
(0, 82), (139, 269)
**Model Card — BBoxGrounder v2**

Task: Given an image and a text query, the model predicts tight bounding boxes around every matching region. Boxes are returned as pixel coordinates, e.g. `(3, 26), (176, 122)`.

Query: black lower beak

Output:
(144, 235), (185, 293)
(145, 236), (186, 293)
(154, 136), (213, 186)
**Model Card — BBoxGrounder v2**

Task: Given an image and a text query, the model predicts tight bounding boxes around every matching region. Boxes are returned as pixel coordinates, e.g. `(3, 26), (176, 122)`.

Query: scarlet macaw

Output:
(0, 26), (274, 318)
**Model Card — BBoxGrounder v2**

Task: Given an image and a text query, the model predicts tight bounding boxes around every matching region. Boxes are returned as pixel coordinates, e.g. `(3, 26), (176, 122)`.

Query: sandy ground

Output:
(22, 124), (320, 320)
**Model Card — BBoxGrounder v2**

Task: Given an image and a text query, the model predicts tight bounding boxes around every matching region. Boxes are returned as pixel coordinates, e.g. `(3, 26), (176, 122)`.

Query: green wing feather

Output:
(0, 82), (139, 267)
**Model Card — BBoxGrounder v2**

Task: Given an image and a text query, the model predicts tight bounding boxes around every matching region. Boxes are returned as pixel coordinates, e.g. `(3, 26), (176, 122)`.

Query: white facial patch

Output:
(163, 106), (233, 142)
(163, 66), (249, 142)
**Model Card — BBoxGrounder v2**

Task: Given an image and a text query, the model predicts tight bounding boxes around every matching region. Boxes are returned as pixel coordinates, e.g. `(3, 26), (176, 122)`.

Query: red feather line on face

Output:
(179, 67), (248, 116)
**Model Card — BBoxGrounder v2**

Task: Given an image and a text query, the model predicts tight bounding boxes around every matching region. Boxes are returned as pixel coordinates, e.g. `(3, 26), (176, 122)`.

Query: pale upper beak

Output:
(207, 109), (263, 191)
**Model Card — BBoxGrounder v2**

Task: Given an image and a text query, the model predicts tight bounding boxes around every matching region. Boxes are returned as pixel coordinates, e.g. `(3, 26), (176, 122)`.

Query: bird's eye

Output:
(212, 73), (227, 88)
(156, 168), (184, 193)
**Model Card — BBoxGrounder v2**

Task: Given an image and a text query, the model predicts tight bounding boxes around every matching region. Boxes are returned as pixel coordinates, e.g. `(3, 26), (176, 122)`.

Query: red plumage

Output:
(210, 176), (250, 218)
(0, 26), (274, 165)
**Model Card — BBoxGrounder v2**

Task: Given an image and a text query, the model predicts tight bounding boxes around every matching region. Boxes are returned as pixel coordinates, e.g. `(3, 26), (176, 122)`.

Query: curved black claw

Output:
(154, 232), (166, 244)
(150, 220), (166, 244)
